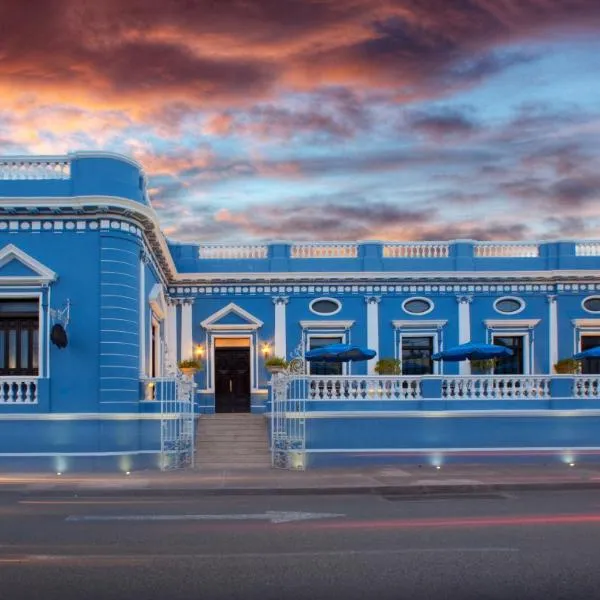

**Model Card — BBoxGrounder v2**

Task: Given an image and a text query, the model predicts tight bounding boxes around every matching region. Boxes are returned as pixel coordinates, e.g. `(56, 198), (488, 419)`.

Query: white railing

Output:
(143, 376), (195, 469)
(290, 243), (358, 259)
(442, 376), (550, 399)
(271, 374), (306, 470)
(575, 243), (600, 257)
(0, 157), (71, 180)
(302, 376), (422, 400)
(0, 377), (38, 403)
(474, 242), (539, 258)
(383, 242), (449, 258)
(573, 377), (600, 398)
(198, 244), (268, 259)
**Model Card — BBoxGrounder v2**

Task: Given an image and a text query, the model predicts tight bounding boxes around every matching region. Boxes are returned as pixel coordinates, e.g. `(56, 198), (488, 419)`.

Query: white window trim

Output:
(572, 319), (600, 357)
(487, 329), (531, 375)
(149, 316), (162, 377)
(402, 296), (434, 316)
(493, 296), (525, 315)
(306, 332), (348, 376)
(309, 297), (341, 316)
(0, 291), (46, 379)
(0, 244), (57, 287)
(393, 320), (447, 375)
(582, 296), (600, 314)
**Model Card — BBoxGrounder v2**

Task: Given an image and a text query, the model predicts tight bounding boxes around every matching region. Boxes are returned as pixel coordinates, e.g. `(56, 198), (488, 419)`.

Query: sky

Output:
(1, 0), (600, 243)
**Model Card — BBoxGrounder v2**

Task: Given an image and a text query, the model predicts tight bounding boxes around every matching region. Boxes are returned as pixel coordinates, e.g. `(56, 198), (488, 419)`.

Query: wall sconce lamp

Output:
(261, 342), (272, 357)
(194, 344), (205, 358)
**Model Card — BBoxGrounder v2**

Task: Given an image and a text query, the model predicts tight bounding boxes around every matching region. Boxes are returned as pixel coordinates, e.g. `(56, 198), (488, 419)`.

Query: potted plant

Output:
(554, 358), (581, 374)
(374, 358), (402, 375)
(470, 358), (497, 374)
(265, 356), (288, 374)
(178, 359), (203, 377)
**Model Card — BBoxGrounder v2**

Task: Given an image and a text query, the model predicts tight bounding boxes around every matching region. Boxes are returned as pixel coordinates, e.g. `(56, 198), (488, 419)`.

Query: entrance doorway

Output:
(214, 338), (251, 413)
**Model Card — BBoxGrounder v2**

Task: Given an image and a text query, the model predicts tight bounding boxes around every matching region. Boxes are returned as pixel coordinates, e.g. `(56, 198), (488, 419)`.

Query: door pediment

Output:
(201, 302), (263, 331)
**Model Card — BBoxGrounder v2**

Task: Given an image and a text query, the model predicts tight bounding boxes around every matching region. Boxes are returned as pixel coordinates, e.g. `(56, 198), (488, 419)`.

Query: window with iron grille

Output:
(0, 299), (39, 376)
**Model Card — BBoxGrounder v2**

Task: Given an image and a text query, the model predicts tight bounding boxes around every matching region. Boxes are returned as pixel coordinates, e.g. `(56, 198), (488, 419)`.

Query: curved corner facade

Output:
(0, 152), (600, 471)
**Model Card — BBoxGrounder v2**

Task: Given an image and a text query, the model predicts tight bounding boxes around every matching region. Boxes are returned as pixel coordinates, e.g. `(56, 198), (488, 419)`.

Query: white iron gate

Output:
(270, 374), (306, 470)
(147, 376), (195, 470)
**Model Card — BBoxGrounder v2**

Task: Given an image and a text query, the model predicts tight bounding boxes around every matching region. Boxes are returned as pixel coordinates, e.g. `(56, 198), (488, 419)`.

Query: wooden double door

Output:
(214, 348), (251, 413)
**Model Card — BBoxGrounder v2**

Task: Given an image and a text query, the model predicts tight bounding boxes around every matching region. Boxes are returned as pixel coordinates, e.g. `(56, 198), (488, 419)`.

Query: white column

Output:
(548, 294), (558, 373)
(180, 299), (194, 361)
(139, 254), (146, 376)
(457, 295), (473, 375)
(273, 296), (288, 358)
(365, 296), (381, 374)
(166, 299), (178, 371)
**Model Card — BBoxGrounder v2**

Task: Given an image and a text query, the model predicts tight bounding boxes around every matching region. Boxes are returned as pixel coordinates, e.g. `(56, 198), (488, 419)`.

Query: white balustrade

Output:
(383, 242), (449, 258)
(198, 244), (268, 259)
(442, 376), (550, 400)
(474, 243), (539, 258)
(573, 377), (600, 398)
(304, 376), (422, 400)
(0, 378), (38, 403)
(575, 243), (600, 257)
(290, 243), (358, 259)
(0, 158), (70, 180)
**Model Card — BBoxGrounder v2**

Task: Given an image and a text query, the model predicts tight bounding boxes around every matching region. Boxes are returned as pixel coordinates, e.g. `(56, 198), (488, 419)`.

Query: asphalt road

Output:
(2, 489), (600, 600)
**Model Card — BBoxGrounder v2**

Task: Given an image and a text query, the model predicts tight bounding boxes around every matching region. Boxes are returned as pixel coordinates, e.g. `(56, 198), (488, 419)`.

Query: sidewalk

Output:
(3, 464), (600, 495)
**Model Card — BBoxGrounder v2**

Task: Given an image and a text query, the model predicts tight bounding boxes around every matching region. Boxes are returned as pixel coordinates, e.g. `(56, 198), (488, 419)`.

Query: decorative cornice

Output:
(392, 319), (448, 329)
(300, 320), (355, 330)
(572, 319), (600, 328)
(484, 319), (541, 328)
(0, 196), (177, 281)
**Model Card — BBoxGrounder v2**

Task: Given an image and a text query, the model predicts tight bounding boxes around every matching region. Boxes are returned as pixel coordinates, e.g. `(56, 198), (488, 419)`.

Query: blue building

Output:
(1, 151), (600, 472)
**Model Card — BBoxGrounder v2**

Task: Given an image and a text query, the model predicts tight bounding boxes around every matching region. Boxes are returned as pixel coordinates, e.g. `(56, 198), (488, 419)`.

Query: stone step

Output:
(195, 462), (272, 470)
(196, 457), (271, 466)
(197, 448), (271, 456)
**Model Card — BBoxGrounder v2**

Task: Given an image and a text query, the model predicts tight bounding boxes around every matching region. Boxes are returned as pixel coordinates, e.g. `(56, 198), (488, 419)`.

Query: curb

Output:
(3, 480), (600, 497)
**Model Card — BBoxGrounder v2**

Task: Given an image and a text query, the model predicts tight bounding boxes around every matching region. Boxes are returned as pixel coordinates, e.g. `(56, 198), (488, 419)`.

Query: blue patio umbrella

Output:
(573, 346), (600, 360)
(432, 342), (513, 362)
(305, 343), (376, 363)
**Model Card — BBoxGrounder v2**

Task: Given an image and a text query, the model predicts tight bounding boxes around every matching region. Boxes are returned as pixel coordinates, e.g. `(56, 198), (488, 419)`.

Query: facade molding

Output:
(484, 319), (541, 328)
(201, 302), (264, 331)
(392, 319), (448, 329)
(300, 319), (355, 330)
(0, 243), (57, 285)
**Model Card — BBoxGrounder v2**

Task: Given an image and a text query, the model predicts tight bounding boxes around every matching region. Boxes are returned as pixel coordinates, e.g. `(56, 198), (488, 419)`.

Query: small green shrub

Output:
(178, 359), (203, 370)
(554, 358), (581, 374)
(265, 356), (288, 368)
(470, 358), (497, 374)
(374, 358), (402, 375)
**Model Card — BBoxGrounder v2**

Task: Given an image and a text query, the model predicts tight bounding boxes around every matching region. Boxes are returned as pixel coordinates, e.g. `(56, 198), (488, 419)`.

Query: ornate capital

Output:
(365, 296), (381, 305)
(546, 294), (557, 304)
(456, 294), (473, 304)
(181, 297), (195, 306)
(273, 296), (289, 306)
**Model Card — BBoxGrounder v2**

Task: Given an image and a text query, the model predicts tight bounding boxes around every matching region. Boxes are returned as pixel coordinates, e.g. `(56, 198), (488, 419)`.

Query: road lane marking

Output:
(0, 548), (520, 565)
(65, 511), (346, 524)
